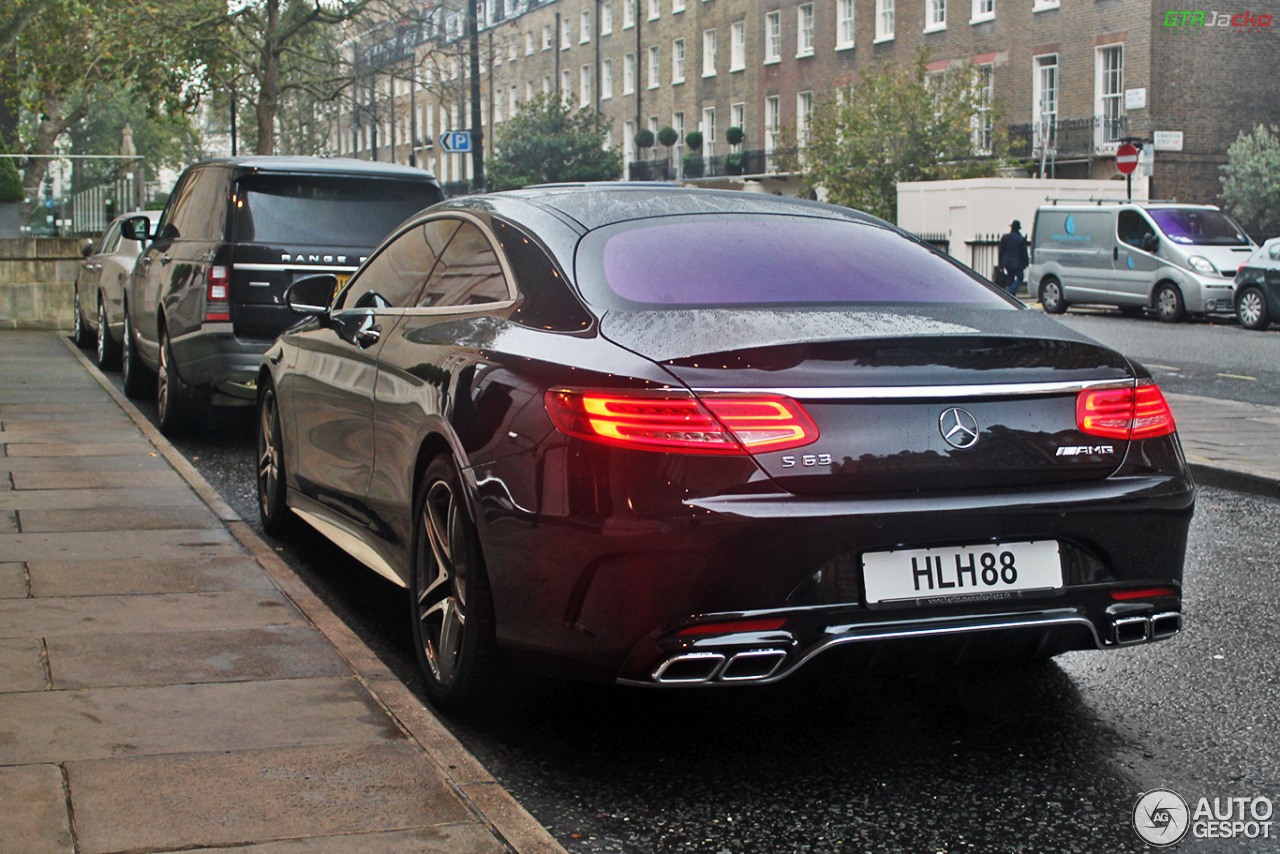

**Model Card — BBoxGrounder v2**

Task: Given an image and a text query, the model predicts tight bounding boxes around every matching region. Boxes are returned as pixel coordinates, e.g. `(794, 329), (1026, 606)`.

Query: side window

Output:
(1118, 210), (1154, 249)
(154, 173), (194, 240)
(416, 222), (511, 308)
(1269, 243), (1280, 261)
(97, 222), (122, 255)
(340, 219), (458, 310)
(169, 167), (228, 241)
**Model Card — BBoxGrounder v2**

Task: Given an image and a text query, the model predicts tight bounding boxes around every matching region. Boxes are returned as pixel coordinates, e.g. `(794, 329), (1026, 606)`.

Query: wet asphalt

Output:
(95, 327), (1280, 854)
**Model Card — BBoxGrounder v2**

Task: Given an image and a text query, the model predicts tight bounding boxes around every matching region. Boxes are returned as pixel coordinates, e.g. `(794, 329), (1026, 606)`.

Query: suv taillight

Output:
(1077, 384), (1176, 440)
(544, 389), (819, 454)
(206, 265), (230, 321)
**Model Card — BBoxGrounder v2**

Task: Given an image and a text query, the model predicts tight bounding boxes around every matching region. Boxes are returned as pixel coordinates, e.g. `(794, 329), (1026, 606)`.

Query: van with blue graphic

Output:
(1028, 201), (1254, 322)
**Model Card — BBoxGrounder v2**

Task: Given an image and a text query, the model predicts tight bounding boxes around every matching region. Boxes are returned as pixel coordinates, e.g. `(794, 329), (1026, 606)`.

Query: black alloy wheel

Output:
(1039, 278), (1067, 314)
(96, 300), (121, 369)
(1154, 282), (1186, 324)
(156, 327), (208, 436)
(256, 381), (292, 536)
(71, 288), (93, 347)
(1236, 286), (1270, 330)
(120, 306), (153, 399)
(410, 457), (500, 713)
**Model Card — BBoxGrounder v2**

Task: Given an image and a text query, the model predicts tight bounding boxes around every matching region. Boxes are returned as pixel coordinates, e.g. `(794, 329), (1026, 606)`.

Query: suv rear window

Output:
(579, 215), (1010, 308)
(232, 175), (442, 246)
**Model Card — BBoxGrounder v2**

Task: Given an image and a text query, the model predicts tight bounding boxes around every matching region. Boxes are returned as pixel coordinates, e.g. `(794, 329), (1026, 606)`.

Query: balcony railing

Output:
(1007, 115), (1128, 159)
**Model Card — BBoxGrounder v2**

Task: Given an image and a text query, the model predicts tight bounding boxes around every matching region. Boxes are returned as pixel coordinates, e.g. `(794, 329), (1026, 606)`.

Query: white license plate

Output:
(862, 540), (1062, 606)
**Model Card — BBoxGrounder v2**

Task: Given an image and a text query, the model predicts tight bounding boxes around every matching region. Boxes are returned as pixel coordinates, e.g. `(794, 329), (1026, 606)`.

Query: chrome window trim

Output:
(236, 262), (362, 273)
(691, 378), (1135, 400)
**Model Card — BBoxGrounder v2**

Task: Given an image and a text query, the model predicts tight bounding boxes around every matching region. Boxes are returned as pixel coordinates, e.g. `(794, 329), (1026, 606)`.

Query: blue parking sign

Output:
(439, 131), (472, 153)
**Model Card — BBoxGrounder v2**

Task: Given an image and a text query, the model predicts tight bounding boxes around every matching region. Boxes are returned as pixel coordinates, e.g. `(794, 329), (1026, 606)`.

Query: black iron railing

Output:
(1007, 115), (1128, 159)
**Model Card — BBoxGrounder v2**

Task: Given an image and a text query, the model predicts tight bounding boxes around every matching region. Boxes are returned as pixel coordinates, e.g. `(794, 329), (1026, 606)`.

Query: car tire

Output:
(71, 287), (93, 347)
(1236, 286), (1270, 330)
(157, 327), (209, 437)
(410, 456), (502, 714)
(256, 379), (294, 537)
(120, 306), (153, 399)
(1039, 278), (1067, 314)
(95, 299), (121, 370)
(1154, 283), (1185, 323)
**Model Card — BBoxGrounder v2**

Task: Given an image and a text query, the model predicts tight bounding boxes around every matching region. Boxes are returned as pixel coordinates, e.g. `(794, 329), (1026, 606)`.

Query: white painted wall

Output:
(897, 176), (1150, 260)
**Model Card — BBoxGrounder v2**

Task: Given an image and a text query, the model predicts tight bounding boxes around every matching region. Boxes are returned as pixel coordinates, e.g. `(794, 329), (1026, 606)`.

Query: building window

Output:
(673, 0), (685, 12)
(542, 24), (551, 50)
(1097, 45), (1124, 146)
(673, 111), (686, 164)
(925, 0), (945, 31)
(602, 1), (613, 34)
(624, 52), (636, 93)
(875, 0), (894, 41)
(648, 0), (659, 20)
(765, 12), (781, 62)
(797, 5), (814, 56)
(702, 107), (716, 156)
(624, 120), (636, 163)
(703, 29), (716, 77)
(971, 0), (994, 23)
(561, 17), (571, 49)
(731, 102), (745, 149)
(602, 59), (613, 99)
(765, 96), (780, 152)
(1033, 54), (1058, 149)
(542, 75), (551, 94)
(972, 64), (994, 153)
(562, 68), (572, 101)
(672, 38), (685, 83)
(1033, 0), (1058, 10)
(837, 0), (855, 49)
(525, 32), (534, 55)
(509, 39), (518, 61)
(580, 10), (591, 43)
(526, 80), (535, 101)
(730, 21), (746, 71)
(580, 64), (592, 106)
(797, 91), (813, 143)
(624, 0), (635, 28)
(648, 45), (660, 88)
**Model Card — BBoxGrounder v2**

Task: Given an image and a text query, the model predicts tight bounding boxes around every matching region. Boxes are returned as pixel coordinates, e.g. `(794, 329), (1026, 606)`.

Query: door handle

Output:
(160, 255), (173, 265)
(355, 324), (382, 348)
(140, 256), (152, 266)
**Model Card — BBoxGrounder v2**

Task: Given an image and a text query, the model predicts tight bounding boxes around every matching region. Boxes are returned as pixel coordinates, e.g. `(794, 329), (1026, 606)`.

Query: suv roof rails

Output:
(1043, 197), (1183, 206)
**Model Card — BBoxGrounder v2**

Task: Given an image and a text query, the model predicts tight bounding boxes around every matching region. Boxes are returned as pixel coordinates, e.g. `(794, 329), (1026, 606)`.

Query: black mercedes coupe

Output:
(257, 186), (1194, 711)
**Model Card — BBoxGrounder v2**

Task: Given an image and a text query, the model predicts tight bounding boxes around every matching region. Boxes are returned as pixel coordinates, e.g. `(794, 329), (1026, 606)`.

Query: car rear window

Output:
(580, 215), (1011, 308)
(232, 175), (443, 246)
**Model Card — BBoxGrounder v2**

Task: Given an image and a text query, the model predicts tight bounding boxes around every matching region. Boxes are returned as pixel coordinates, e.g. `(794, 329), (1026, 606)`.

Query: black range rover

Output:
(120, 156), (443, 434)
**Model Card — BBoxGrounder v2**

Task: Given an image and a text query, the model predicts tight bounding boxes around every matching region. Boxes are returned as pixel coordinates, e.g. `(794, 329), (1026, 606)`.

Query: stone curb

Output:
(57, 334), (567, 854)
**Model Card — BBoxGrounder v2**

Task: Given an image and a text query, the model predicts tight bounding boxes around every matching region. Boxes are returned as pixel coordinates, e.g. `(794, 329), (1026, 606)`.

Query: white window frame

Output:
(561, 17), (572, 49)
(1033, 53), (1059, 151)
(797, 5), (814, 56)
(624, 52), (636, 94)
(624, 120), (636, 164)
(580, 64), (591, 106)
(526, 80), (535, 101)
(1033, 0), (1058, 11)
(648, 0), (659, 21)
(525, 32), (534, 55)
(648, 44), (660, 89)
(542, 24), (552, 50)
(673, 0), (685, 11)
(797, 91), (813, 144)
(673, 110), (686, 164)
(672, 38), (686, 83)
(602, 1), (613, 35)
(971, 64), (994, 154)
(731, 102), (745, 151)
(970, 0), (994, 24)
(602, 58), (614, 99)
(542, 75), (551, 94)
(875, 0), (895, 41)
(702, 107), (716, 156)
(702, 29), (716, 77)
(837, 0), (856, 49)
(765, 11), (781, 63)
(624, 0), (636, 28)
(924, 0), (945, 32)
(730, 21), (746, 71)
(580, 9), (591, 43)
(765, 95), (780, 153)
(1095, 44), (1124, 150)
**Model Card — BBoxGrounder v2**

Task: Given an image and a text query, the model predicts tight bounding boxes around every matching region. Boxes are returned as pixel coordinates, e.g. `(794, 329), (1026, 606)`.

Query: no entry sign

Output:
(1115, 143), (1140, 175)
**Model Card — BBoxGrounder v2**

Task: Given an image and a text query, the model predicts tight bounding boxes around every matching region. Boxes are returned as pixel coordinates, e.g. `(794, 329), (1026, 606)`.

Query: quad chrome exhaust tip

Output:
(1112, 612), (1183, 646)
(652, 649), (788, 684)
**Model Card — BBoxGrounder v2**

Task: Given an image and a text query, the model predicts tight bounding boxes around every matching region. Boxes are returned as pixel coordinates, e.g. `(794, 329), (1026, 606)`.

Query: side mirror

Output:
(79, 239), (95, 258)
(120, 215), (151, 241)
(285, 274), (337, 316)
(1141, 232), (1159, 253)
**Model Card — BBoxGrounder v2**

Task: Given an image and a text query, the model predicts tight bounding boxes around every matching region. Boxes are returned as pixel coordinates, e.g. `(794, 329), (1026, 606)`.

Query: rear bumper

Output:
(168, 323), (272, 401)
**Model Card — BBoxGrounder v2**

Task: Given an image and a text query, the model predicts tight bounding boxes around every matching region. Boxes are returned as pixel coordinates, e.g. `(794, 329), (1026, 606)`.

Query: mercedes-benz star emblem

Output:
(939, 408), (980, 449)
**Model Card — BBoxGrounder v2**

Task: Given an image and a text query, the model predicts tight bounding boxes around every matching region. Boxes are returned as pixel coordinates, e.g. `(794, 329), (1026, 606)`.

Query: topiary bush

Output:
(724, 126), (745, 147)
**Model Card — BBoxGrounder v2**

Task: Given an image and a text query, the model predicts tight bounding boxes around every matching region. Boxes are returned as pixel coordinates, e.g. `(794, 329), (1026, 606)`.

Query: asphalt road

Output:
(93, 324), (1280, 853)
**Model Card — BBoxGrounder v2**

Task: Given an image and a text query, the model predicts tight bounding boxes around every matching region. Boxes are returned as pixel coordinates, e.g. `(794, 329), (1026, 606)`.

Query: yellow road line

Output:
(1217, 373), (1257, 381)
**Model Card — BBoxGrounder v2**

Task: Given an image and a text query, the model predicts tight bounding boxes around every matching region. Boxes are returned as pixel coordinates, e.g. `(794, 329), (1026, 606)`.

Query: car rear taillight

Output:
(1111, 586), (1177, 600)
(544, 390), (819, 454)
(1076, 384), (1176, 440)
(677, 618), (788, 636)
(206, 265), (231, 321)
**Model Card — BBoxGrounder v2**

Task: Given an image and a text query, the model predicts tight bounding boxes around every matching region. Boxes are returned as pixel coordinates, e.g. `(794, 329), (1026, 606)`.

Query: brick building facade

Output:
(332, 0), (1279, 209)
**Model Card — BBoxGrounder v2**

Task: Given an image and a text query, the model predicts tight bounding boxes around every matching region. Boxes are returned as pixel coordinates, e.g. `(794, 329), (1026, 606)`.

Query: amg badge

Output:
(1056, 445), (1116, 456)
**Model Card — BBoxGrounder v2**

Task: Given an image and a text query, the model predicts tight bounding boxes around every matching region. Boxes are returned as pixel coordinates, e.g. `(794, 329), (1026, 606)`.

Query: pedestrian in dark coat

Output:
(998, 220), (1030, 297)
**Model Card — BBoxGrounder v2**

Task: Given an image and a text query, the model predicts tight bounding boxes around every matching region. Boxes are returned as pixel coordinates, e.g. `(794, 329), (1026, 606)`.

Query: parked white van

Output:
(1028, 201), (1255, 322)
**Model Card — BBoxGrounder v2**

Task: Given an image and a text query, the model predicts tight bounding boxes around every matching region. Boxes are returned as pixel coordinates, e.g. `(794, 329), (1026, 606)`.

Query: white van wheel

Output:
(1039, 278), (1067, 314)
(1154, 283), (1185, 323)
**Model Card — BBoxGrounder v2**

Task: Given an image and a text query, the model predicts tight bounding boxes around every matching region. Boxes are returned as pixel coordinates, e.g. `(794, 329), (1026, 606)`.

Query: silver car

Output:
(72, 210), (161, 368)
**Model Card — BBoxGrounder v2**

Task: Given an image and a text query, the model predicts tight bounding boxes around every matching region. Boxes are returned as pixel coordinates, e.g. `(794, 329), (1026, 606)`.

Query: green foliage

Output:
(0, 138), (21, 202)
(1220, 124), (1280, 239)
(488, 93), (622, 190)
(777, 52), (997, 222)
(657, 126), (679, 149)
(68, 92), (201, 191)
(634, 128), (655, 149)
(685, 131), (703, 152)
(724, 126), (745, 147)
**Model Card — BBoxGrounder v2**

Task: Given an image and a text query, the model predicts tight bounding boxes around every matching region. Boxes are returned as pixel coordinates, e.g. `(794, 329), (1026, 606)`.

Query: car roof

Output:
(485, 184), (892, 231)
(194, 155), (439, 181)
